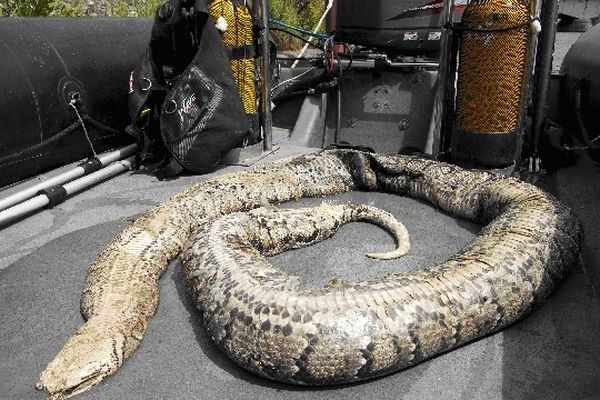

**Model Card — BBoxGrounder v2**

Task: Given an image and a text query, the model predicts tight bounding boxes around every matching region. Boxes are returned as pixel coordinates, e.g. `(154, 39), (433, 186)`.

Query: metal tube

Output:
(260, 0), (273, 151)
(63, 157), (136, 196)
(442, 22), (460, 154)
(320, 92), (329, 149)
(0, 169), (81, 212)
(431, 0), (454, 157)
(0, 195), (50, 226)
(0, 143), (138, 212)
(531, 0), (561, 159)
(0, 156), (135, 228)
(334, 81), (341, 143)
(336, 59), (440, 69)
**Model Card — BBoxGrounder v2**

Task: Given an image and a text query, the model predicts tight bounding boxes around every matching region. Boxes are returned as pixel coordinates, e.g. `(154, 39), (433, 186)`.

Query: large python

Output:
(37, 150), (582, 398)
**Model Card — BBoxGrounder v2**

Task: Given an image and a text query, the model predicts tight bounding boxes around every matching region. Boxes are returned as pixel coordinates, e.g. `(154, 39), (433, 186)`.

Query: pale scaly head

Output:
(37, 320), (126, 399)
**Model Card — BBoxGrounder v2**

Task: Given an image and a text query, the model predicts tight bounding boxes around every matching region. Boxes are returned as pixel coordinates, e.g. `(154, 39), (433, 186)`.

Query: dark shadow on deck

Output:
(500, 152), (600, 399)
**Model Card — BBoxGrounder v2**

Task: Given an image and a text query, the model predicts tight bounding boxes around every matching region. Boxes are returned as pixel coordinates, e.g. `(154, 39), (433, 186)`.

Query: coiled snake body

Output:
(37, 150), (582, 398)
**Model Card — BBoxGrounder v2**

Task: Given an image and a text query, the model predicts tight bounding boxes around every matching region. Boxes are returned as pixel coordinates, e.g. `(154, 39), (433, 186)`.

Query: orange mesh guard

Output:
(455, 0), (530, 134)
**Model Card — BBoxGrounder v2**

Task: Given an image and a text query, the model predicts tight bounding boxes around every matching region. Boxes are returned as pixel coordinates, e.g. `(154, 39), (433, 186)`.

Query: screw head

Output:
(398, 118), (410, 131)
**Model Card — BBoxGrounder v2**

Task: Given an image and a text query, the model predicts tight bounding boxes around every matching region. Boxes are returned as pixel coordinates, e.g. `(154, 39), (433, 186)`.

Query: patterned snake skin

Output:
(37, 150), (582, 398)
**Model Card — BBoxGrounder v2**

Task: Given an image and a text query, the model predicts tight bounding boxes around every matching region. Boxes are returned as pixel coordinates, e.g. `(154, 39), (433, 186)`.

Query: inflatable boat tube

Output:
(560, 24), (600, 149)
(0, 17), (152, 187)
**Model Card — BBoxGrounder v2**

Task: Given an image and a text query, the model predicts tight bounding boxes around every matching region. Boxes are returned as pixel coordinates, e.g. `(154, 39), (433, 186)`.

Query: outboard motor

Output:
(328, 0), (464, 58)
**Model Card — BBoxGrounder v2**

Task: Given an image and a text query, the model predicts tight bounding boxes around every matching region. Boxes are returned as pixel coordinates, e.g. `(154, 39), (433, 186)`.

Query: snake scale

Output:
(37, 149), (582, 398)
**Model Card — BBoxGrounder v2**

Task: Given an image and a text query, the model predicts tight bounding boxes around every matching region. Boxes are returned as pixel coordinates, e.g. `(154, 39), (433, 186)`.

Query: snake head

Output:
(37, 320), (127, 399)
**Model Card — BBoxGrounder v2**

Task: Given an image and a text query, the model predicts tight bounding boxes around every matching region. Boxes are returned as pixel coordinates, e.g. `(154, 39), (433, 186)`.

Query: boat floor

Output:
(1, 137), (600, 399)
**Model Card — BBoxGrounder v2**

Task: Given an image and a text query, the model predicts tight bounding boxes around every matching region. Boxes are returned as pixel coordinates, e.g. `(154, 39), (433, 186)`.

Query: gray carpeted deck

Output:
(1, 142), (600, 400)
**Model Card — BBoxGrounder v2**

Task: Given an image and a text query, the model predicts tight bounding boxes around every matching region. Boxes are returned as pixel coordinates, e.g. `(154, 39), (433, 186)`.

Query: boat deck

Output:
(1, 30), (599, 400)
(1, 135), (599, 399)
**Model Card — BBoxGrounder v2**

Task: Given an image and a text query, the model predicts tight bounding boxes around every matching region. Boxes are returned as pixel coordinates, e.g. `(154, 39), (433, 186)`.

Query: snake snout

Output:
(37, 321), (125, 399)
(38, 364), (108, 399)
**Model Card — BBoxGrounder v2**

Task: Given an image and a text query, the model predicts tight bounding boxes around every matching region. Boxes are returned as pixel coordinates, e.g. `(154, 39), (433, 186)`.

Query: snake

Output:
(36, 149), (582, 398)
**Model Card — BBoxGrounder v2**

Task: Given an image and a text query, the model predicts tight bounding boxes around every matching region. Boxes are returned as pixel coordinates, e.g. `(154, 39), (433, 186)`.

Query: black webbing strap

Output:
(37, 186), (68, 208)
(78, 157), (103, 174)
(227, 44), (257, 59)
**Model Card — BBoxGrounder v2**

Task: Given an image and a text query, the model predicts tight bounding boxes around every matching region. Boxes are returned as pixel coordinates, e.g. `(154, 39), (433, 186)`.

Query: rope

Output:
(83, 117), (121, 136)
(0, 122), (80, 166)
(209, 0), (257, 116)
(0, 115), (118, 167)
(271, 67), (317, 93)
(69, 100), (98, 157)
(267, 18), (329, 40)
(269, 27), (324, 50)
(291, 0), (334, 68)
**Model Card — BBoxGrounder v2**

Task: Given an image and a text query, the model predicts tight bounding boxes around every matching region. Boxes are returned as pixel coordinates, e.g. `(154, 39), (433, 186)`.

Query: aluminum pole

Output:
(431, 0), (455, 157)
(0, 144), (138, 212)
(0, 156), (135, 227)
(531, 0), (560, 160)
(260, 0), (273, 151)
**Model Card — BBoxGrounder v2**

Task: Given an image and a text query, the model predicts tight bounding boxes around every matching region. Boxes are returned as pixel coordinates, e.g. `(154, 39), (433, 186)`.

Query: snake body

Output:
(37, 150), (582, 398)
